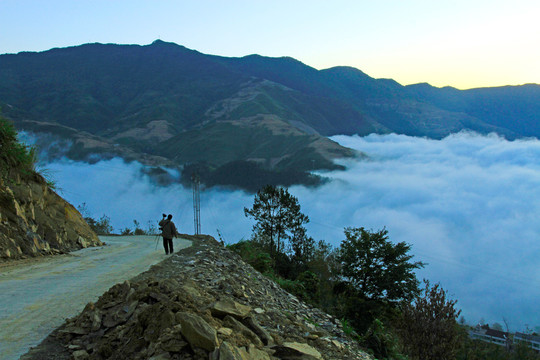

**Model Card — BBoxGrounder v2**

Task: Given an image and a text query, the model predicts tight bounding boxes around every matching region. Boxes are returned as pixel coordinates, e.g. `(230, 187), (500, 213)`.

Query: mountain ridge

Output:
(1, 41), (538, 190)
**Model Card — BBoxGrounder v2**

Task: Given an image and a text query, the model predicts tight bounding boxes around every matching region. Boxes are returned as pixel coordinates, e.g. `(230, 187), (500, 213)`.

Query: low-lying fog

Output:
(33, 132), (540, 332)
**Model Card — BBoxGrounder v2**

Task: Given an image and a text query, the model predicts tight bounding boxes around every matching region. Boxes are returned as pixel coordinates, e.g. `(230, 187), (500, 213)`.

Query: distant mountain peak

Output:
(239, 53), (311, 67)
(325, 65), (369, 74)
(150, 39), (180, 47)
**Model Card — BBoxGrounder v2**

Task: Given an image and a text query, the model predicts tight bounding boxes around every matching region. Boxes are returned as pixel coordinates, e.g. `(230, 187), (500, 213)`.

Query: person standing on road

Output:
(159, 214), (178, 255)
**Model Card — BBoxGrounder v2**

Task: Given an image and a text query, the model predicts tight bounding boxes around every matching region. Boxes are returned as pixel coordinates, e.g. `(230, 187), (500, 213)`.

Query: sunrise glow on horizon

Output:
(1, 0), (539, 89)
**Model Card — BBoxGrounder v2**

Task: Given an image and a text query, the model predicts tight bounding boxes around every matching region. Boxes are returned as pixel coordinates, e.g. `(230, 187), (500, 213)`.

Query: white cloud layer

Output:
(43, 132), (540, 331)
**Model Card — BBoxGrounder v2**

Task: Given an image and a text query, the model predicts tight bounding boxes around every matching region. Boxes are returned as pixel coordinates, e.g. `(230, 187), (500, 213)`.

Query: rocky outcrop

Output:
(22, 236), (372, 359)
(0, 173), (102, 261)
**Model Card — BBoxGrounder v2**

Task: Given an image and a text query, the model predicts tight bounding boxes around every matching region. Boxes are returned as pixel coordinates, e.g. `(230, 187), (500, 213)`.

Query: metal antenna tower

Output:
(192, 173), (201, 235)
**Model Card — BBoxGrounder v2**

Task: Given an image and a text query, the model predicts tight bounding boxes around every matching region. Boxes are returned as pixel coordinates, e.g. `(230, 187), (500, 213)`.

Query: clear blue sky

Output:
(1, 0), (539, 89)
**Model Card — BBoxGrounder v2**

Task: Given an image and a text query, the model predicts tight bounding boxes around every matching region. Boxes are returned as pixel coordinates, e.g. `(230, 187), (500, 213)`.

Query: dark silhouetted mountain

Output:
(1, 41), (538, 189)
(405, 83), (540, 137)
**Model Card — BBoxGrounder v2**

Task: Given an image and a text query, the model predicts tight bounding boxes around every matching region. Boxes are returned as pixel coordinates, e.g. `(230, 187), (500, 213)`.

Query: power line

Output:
(192, 173), (201, 235)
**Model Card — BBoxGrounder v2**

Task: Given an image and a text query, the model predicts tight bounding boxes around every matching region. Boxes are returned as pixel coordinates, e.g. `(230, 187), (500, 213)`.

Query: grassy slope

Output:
(159, 118), (350, 171)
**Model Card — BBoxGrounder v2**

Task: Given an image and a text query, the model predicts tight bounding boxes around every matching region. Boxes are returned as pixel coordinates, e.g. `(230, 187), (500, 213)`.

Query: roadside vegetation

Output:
(77, 203), (158, 236)
(1, 114), (59, 190)
(0, 114), (37, 182)
(231, 184), (540, 359)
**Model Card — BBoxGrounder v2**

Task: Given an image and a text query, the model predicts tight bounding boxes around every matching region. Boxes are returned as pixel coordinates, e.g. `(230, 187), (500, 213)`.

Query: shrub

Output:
(251, 252), (273, 274)
(133, 220), (146, 235)
(0, 116), (36, 180)
(396, 280), (462, 360)
(296, 270), (320, 303)
(227, 240), (273, 274)
(266, 273), (307, 300)
(362, 318), (407, 360)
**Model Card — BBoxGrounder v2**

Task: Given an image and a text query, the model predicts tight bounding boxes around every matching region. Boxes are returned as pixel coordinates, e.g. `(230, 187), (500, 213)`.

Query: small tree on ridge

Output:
(338, 227), (425, 303)
(244, 185), (309, 259)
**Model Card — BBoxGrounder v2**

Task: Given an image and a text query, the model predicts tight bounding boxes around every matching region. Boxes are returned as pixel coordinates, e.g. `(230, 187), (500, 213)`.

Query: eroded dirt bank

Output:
(0, 174), (102, 261)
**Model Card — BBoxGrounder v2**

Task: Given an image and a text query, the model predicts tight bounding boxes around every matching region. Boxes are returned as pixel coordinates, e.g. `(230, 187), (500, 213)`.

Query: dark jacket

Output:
(159, 219), (178, 239)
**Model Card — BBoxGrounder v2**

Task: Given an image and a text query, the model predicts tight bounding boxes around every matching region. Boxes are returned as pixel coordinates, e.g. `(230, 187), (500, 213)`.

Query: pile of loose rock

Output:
(23, 235), (372, 359)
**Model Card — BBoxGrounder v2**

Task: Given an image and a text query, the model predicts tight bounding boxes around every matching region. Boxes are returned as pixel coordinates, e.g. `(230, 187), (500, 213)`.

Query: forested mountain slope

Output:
(1, 40), (538, 189)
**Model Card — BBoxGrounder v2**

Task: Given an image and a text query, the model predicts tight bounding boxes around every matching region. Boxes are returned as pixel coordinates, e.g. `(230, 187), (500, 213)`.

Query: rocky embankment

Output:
(23, 235), (372, 360)
(0, 173), (102, 261)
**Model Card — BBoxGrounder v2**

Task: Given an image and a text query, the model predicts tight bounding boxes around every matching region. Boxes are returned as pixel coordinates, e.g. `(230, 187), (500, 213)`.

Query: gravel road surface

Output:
(0, 235), (191, 360)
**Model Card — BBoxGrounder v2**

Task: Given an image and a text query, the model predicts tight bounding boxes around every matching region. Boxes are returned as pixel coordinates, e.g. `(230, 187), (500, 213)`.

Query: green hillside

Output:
(1, 40), (539, 189)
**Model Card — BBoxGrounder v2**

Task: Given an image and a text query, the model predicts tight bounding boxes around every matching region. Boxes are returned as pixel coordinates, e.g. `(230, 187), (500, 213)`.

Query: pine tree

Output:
(244, 185), (309, 259)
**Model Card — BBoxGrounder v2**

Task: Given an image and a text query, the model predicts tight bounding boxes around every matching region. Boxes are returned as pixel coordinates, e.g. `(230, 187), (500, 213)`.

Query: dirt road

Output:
(0, 235), (191, 360)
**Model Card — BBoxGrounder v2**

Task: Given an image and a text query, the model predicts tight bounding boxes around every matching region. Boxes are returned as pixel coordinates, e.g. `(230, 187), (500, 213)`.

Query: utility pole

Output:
(191, 173), (201, 235)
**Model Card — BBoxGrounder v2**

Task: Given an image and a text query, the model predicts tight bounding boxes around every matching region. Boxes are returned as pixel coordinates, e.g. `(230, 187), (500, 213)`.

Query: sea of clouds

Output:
(36, 132), (540, 332)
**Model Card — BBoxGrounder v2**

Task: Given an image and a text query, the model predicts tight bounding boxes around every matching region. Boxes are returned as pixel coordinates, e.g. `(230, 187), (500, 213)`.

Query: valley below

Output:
(1, 40), (539, 357)
(39, 133), (540, 334)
